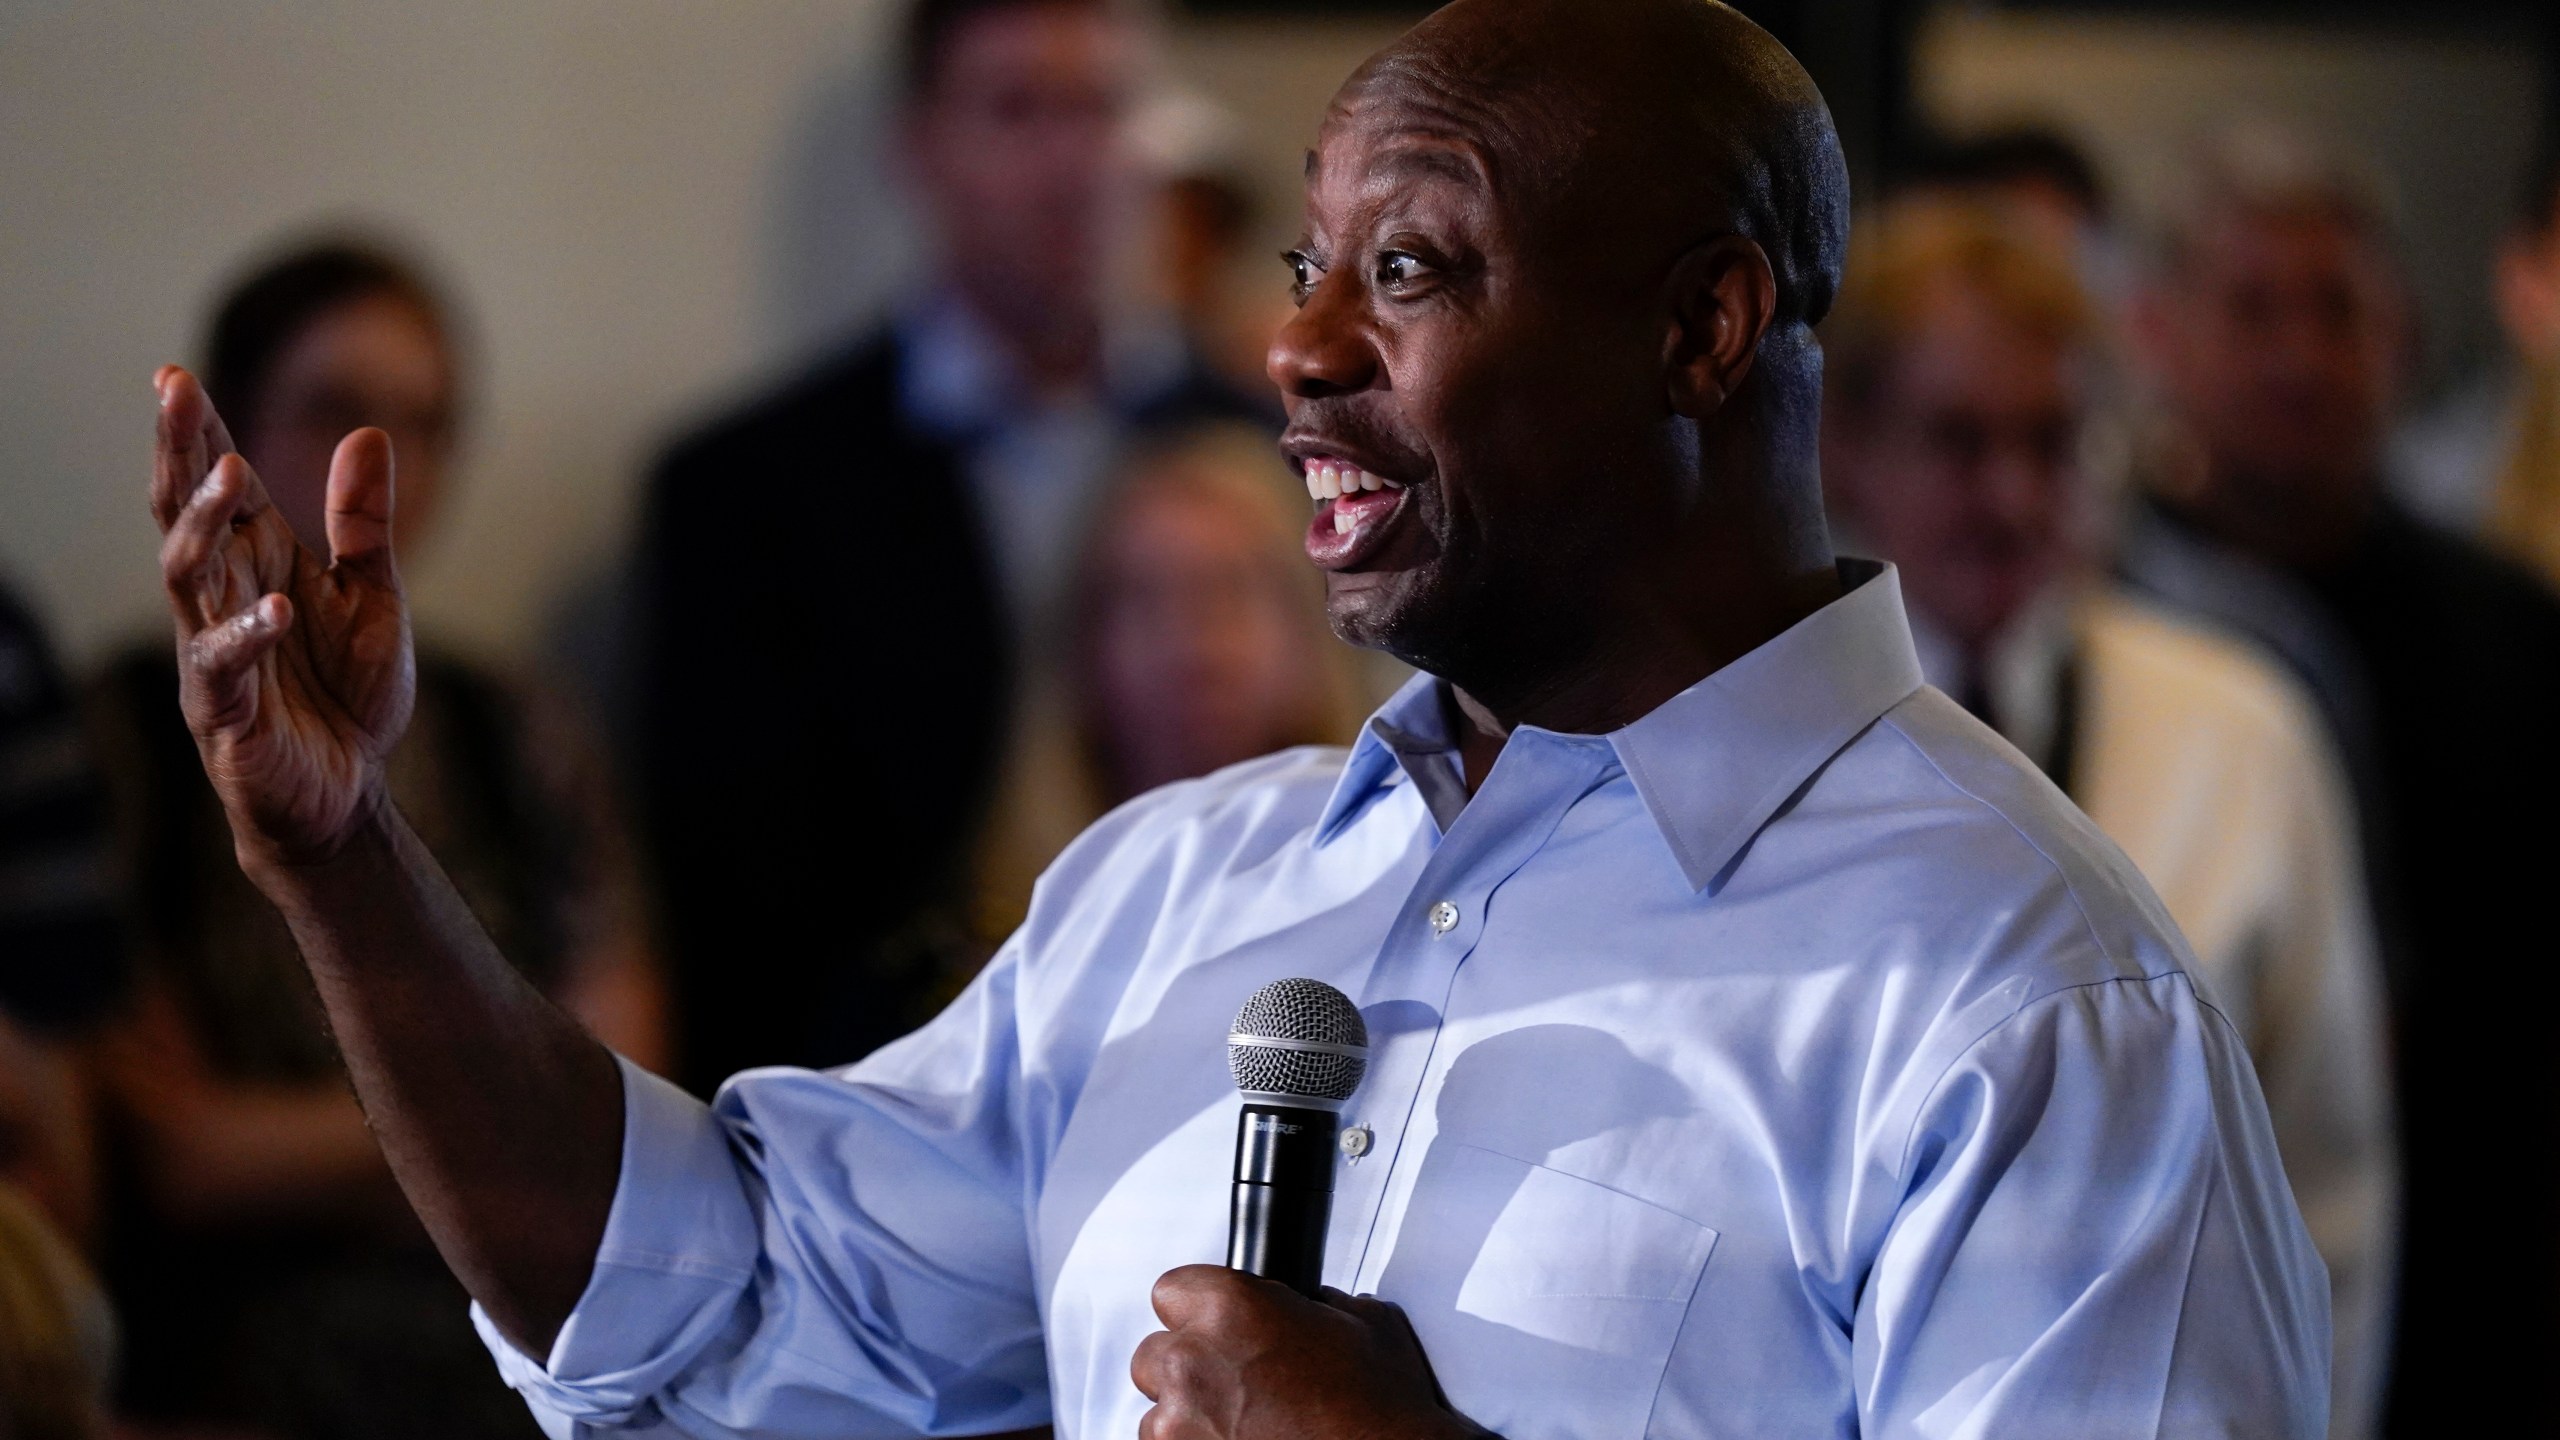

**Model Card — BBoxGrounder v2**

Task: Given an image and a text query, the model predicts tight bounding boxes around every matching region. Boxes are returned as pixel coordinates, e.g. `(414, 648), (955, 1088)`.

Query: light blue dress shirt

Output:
(478, 562), (2328, 1439)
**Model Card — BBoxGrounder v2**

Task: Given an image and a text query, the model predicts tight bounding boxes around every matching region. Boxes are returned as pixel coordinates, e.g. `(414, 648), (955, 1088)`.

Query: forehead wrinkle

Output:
(1312, 110), (1556, 255)
(1375, 41), (1588, 189)
(1364, 141), (1490, 200)
(1333, 42), (1571, 171)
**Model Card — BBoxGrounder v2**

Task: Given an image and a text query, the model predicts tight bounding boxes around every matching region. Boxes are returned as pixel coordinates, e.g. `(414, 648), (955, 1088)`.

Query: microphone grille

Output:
(1228, 977), (1368, 1104)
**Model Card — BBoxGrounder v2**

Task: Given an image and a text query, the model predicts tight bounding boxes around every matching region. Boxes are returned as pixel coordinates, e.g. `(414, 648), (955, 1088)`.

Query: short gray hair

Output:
(2151, 123), (2403, 278)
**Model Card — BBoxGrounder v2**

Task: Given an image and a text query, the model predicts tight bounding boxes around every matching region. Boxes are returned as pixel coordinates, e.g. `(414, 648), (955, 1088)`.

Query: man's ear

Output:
(1662, 236), (1778, 419)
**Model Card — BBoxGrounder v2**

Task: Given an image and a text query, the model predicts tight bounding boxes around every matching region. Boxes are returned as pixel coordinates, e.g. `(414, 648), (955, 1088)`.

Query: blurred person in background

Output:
(1823, 201), (2395, 1437)
(966, 424), (1366, 949)
(86, 241), (666, 1440)
(0, 1012), (102, 1275)
(0, 583), (126, 1052)
(2443, 140), (2560, 590)
(0, 1182), (116, 1440)
(0, 580), (124, 1435)
(2122, 130), (2560, 1436)
(0, 579), (124, 1258)
(635, 0), (1267, 1096)
(1895, 125), (2113, 272)
(2393, 136), (2560, 546)
(1133, 91), (1295, 406)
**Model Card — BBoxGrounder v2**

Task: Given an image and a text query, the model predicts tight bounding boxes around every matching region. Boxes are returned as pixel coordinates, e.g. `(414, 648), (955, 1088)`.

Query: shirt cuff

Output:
(475, 1053), (762, 1428)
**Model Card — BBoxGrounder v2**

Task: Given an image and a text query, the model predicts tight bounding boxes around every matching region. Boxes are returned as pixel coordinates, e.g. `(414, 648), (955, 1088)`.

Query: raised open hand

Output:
(150, 366), (415, 871)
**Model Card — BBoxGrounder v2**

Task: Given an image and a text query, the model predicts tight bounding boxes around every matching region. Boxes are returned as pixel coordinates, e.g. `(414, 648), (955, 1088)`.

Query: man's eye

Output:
(1282, 250), (1326, 307)
(1378, 252), (1429, 288)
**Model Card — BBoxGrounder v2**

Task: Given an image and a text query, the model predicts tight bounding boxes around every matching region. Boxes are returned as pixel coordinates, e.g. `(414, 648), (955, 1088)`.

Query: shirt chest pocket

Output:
(1384, 1143), (1718, 1440)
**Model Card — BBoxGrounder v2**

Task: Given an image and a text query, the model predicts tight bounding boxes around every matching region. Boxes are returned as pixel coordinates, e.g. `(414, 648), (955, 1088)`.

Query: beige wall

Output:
(0, 4), (1395, 672)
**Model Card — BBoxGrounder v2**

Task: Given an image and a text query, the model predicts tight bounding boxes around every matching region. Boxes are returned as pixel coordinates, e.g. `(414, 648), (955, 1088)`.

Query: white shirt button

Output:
(1429, 900), (1460, 935)
(1339, 1125), (1372, 1159)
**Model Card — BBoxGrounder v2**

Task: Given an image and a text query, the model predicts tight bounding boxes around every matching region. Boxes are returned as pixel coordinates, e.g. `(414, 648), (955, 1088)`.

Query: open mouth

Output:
(1299, 456), (1412, 569)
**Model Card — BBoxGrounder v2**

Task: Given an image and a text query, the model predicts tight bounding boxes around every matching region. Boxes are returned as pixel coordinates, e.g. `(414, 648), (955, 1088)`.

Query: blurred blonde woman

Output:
(0, 1182), (114, 1440)
(969, 424), (1371, 948)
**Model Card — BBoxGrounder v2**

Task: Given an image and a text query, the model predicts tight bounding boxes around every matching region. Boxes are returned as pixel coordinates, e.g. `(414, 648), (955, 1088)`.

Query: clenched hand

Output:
(1132, 1265), (1490, 1440)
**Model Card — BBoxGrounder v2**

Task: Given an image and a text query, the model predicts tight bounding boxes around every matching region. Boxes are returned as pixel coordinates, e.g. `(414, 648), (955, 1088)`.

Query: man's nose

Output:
(1267, 274), (1379, 399)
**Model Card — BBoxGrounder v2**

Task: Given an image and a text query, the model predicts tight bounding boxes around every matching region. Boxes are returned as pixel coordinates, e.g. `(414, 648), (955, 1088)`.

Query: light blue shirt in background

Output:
(479, 562), (2328, 1439)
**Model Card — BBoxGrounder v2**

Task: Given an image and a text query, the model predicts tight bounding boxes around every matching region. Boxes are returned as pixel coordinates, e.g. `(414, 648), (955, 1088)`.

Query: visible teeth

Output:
(1334, 509), (1354, 535)
(1303, 459), (1406, 502)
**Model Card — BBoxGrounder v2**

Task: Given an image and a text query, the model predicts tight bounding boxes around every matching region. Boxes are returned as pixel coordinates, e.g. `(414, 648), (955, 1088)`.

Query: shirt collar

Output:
(1316, 672), (1468, 843)
(1316, 560), (1925, 892)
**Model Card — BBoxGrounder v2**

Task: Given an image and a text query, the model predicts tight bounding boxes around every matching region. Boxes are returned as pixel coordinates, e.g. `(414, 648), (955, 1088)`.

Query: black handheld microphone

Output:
(1225, 978), (1369, 1297)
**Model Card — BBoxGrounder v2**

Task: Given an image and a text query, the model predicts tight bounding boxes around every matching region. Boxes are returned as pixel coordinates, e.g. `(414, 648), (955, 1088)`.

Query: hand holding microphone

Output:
(1127, 979), (1488, 1440)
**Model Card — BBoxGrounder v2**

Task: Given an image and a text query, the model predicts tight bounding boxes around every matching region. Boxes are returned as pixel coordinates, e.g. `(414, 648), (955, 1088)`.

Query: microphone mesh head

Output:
(1228, 977), (1368, 1104)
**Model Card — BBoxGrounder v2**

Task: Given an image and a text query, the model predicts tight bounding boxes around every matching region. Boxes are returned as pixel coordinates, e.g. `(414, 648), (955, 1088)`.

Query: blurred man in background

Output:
(2484, 146), (2560, 588)
(634, 0), (1266, 1095)
(2122, 131), (2560, 1436)
(1896, 125), (2114, 274)
(1132, 91), (1290, 405)
(1823, 201), (2394, 1437)
(88, 241), (667, 1440)
(2393, 137), (2560, 553)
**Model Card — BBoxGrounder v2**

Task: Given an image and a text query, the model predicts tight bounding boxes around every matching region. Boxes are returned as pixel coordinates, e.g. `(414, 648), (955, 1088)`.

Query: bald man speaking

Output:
(143, 1), (2325, 1435)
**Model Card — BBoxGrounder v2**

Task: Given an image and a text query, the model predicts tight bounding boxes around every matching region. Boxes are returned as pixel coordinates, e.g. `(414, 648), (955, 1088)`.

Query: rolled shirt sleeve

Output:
(478, 946), (1051, 1439)
(1856, 972), (2331, 1438)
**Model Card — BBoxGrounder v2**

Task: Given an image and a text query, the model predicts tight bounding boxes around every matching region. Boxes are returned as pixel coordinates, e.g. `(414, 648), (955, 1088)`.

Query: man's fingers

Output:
(183, 594), (291, 729)
(1129, 1328), (1172, 1400)
(160, 460), (244, 581)
(151, 367), (238, 529)
(1319, 1286), (1394, 1320)
(1325, 1290), (1455, 1409)
(158, 457), (261, 634)
(150, 366), (202, 527)
(195, 593), (291, 677)
(1149, 1264), (1247, 1329)
(325, 427), (396, 574)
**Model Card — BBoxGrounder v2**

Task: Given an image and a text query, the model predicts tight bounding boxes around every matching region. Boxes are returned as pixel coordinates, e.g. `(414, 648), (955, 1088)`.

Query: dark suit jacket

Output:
(635, 326), (1269, 1095)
